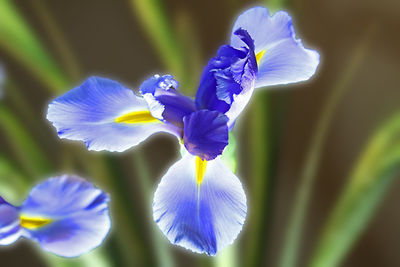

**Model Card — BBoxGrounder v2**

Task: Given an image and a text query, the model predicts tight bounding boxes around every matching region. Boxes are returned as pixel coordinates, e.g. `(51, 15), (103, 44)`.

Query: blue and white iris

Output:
(46, 7), (319, 255)
(0, 175), (111, 257)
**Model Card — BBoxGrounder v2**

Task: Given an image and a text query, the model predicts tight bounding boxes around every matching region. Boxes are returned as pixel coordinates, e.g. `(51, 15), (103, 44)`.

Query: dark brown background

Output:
(0, 0), (399, 266)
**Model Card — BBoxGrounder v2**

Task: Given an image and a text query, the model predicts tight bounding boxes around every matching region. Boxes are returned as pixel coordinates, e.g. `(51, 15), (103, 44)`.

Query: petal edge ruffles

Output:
(231, 7), (319, 88)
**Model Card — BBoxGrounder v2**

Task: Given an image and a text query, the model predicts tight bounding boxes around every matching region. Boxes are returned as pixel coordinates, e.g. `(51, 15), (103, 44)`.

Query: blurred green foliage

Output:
(310, 112), (400, 267)
(278, 23), (378, 267)
(0, 0), (70, 93)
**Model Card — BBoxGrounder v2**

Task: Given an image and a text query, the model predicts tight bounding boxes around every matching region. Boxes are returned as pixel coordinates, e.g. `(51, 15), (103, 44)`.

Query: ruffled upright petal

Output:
(20, 175), (111, 257)
(140, 75), (196, 129)
(231, 7), (319, 88)
(153, 154), (247, 255)
(0, 197), (20, 245)
(195, 30), (257, 125)
(183, 110), (229, 160)
(47, 76), (173, 152)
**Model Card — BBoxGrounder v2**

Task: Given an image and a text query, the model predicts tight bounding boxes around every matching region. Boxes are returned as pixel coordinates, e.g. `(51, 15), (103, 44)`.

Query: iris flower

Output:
(47, 7), (319, 255)
(0, 175), (110, 257)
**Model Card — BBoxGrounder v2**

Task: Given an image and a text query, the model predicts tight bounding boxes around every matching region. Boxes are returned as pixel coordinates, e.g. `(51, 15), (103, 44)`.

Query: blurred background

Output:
(0, 0), (399, 266)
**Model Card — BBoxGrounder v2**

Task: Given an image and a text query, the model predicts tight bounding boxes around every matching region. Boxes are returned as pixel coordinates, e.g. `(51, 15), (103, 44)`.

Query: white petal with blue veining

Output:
(47, 76), (172, 152)
(231, 7), (319, 88)
(153, 154), (247, 255)
(20, 175), (111, 257)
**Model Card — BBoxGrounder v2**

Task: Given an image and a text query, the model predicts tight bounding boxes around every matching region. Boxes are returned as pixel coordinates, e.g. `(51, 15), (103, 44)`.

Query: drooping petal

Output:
(20, 175), (110, 257)
(140, 74), (196, 129)
(231, 7), (320, 88)
(153, 154), (247, 256)
(47, 76), (173, 152)
(183, 110), (229, 160)
(195, 30), (257, 125)
(0, 197), (21, 245)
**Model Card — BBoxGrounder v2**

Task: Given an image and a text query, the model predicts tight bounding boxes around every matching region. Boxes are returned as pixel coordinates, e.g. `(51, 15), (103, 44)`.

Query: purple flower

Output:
(46, 6), (319, 255)
(0, 175), (110, 257)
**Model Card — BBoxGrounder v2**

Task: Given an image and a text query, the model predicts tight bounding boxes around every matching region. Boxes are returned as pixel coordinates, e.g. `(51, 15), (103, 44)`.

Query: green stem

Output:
(132, 151), (175, 267)
(0, 0), (70, 93)
(174, 10), (203, 94)
(74, 152), (150, 266)
(215, 245), (237, 267)
(215, 133), (239, 267)
(244, 93), (274, 267)
(309, 113), (400, 267)
(246, 3), (289, 266)
(0, 154), (31, 202)
(128, 0), (185, 83)
(29, 0), (82, 82)
(278, 24), (378, 267)
(0, 104), (52, 179)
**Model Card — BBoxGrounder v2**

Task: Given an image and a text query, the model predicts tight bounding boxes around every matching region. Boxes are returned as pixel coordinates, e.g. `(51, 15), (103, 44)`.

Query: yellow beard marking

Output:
(115, 110), (160, 124)
(20, 215), (51, 229)
(195, 156), (207, 185)
(256, 50), (266, 65)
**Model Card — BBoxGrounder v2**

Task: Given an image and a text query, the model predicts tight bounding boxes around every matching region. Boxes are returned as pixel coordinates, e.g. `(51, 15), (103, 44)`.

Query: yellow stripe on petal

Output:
(115, 110), (160, 124)
(256, 50), (266, 65)
(196, 156), (207, 185)
(20, 215), (51, 229)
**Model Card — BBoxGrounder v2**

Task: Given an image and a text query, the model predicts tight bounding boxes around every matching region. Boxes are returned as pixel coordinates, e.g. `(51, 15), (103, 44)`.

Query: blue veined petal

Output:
(183, 110), (229, 160)
(196, 30), (257, 126)
(0, 197), (21, 245)
(140, 74), (196, 129)
(231, 7), (320, 88)
(20, 175), (110, 257)
(153, 154), (247, 256)
(47, 76), (174, 152)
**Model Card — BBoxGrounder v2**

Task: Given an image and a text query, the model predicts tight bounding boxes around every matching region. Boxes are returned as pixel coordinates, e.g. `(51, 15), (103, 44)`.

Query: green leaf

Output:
(0, 155), (30, 203)
(217, 133), (239, 267)
(43, 248), (112, 267)
(128, 0), (185, 84)
(309, 112), (400, 267)
(0, 105), (52, 179)
(0, 0), (70, 93)
(131, 152), (175, 267)
(221, 132), (238, 173)
(278, 24), (377, 267)
(173, 10), (202, 94)
(244, 93), (274, 267)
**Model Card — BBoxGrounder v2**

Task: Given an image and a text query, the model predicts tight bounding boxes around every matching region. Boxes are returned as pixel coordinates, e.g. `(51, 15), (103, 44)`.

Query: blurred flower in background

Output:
(0, 175), (110, 257)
